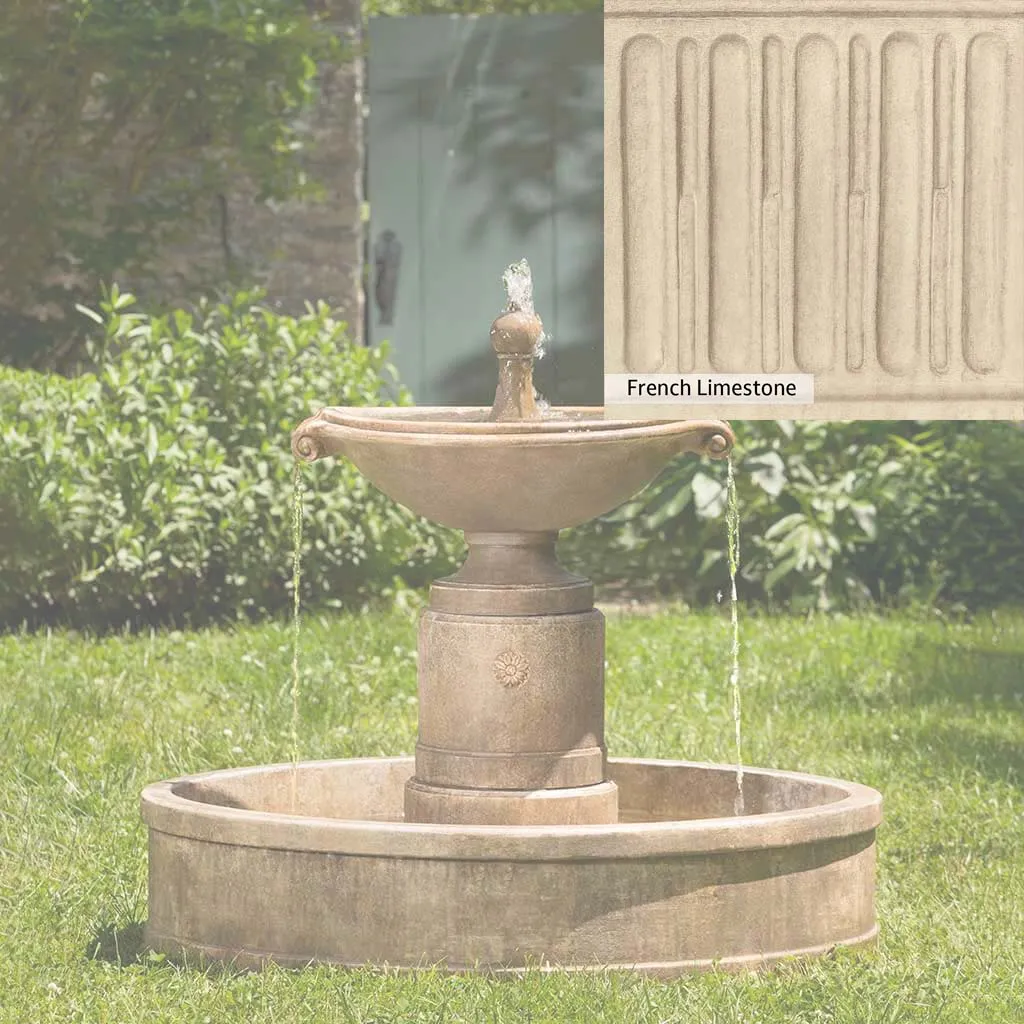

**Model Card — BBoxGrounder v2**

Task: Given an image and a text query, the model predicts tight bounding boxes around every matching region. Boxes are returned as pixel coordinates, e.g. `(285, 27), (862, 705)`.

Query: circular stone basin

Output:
(290, 408), (734, 532)
(142, 757), (882, 975)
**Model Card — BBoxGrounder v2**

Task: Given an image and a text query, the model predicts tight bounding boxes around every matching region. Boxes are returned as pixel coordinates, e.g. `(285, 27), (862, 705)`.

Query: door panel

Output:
(368, 14), (603, 407)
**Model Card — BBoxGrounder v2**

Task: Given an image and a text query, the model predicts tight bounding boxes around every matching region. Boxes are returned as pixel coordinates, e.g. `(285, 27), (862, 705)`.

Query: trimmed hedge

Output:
(0, 288), (460, 629)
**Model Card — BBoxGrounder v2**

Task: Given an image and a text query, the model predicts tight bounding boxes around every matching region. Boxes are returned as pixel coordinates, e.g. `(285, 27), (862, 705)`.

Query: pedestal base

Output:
(404, 778), (619, 826)
(411, 531), (613, 827)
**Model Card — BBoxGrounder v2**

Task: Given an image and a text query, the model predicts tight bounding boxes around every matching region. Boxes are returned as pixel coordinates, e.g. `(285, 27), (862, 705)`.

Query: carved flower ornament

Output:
(493, 649), (530, 688)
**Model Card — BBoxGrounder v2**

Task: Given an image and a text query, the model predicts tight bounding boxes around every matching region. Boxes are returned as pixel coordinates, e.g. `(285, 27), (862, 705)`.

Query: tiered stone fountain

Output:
(141, 274), (882, 975)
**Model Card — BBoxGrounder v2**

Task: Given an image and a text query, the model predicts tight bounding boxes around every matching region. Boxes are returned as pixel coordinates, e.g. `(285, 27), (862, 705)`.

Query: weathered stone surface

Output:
(415, 611), (605, 760)
(404, 777), (620, 825)
(291, 406), (733, 532)
(604, 0), (1024, 419)
(409, 608), (607, 799)
(143, 757), (881, 974)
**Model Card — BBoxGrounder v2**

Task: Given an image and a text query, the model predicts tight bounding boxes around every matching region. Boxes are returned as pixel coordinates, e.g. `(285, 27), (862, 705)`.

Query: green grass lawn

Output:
(1, 606), (1022, 1023)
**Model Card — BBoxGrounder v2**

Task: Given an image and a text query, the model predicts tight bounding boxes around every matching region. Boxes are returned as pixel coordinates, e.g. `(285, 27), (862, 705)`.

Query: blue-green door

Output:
(367, 13), (602, 407)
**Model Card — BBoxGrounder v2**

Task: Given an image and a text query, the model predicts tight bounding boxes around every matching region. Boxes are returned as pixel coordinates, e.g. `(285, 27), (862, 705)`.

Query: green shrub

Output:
(561, 420), (1024, 612)
(3, 292), (1020, 629)
(0, 287), (460, 629)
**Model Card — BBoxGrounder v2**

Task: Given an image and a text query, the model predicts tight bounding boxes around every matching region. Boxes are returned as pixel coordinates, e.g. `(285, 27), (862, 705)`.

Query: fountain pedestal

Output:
(405, 531), (617, 826)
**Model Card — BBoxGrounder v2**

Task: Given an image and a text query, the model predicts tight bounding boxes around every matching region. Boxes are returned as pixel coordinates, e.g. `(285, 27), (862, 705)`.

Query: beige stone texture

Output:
(413, 610), (606, 789)
(604, 0), (1024, 419)
(291, 406), (732, 532)
(404, 777), (621, 825)
(142, 757), (881, 974)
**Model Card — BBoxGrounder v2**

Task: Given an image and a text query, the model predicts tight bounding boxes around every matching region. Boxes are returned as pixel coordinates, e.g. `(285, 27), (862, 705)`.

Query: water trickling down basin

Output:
(141, 263), (882, 975)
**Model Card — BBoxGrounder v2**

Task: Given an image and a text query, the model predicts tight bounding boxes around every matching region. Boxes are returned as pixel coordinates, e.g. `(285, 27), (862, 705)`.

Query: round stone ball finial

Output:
(706, 433), (731, 458)
(490, 311), (544, 357)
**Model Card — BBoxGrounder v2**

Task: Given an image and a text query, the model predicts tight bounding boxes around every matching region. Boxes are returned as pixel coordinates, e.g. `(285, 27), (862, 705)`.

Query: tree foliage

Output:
(365, 0), (598, 13)
(0, 0), (340, 367)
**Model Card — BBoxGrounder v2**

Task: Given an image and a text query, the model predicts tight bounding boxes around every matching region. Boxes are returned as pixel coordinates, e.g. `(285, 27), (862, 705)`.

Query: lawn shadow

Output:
(902, 719), (1024, 790)
(788, 636), (1023, 790)
(872, 641), (1023, 790)
(86, 921), (274, 977)
(892, 641), (1024, 708)
(798, 636), (1023, 712)
(86, 920), (147, 966)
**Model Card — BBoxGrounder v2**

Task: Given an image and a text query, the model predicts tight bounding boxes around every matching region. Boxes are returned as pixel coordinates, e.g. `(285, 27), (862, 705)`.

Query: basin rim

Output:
(141, 756), (882, 860)
(297, 407), (735, 451)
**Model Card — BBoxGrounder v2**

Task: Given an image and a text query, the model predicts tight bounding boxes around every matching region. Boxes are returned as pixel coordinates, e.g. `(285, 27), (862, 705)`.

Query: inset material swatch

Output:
(605, 0), (1024, 419)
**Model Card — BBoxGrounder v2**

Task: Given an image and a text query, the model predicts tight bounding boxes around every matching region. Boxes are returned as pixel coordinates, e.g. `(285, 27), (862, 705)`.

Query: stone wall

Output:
(142, 0), (365, 341)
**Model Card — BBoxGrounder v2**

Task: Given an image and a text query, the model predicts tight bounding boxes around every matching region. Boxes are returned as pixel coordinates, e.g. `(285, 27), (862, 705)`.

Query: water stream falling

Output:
(726, 456), (744, 815)
(290, 460), (305, 808)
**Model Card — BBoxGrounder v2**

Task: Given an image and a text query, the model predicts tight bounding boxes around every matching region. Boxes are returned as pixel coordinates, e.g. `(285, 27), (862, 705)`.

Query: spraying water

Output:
(502, 258), (535, 314)
(290, 460), (304, 807)
(726, 456), (744, 815)
(502, 258), (546, 360)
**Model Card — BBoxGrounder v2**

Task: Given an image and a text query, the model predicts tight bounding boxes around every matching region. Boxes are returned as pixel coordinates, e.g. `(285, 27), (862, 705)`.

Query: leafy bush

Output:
(561, 420), (1024, 612)
(3, 294), (1020, 630)
(0, 288), (459, 629)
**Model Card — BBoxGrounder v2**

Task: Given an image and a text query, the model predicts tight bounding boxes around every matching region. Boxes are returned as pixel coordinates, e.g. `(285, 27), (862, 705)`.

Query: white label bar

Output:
(605, 374), (814, 404)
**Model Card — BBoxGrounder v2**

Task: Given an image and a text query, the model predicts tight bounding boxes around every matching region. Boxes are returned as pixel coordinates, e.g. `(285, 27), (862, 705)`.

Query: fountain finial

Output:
(489, 259), (544, 422)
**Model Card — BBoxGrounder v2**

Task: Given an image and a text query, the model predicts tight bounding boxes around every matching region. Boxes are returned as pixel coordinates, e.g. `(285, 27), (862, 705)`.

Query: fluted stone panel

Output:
(605, 0), (1024, 418)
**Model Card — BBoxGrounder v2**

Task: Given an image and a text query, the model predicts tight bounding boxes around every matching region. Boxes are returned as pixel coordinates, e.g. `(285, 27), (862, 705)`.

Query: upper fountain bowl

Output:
(291, 407), (734, 533)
